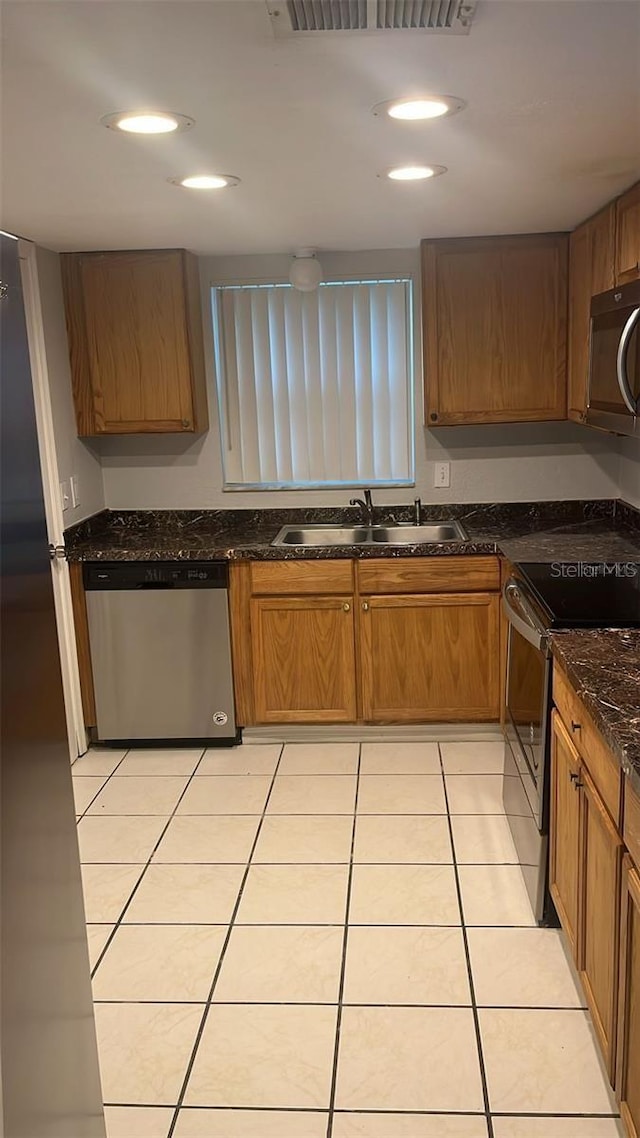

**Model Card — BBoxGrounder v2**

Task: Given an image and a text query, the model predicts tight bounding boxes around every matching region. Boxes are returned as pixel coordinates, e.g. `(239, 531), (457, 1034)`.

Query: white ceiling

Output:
(2, 0), (640, 255)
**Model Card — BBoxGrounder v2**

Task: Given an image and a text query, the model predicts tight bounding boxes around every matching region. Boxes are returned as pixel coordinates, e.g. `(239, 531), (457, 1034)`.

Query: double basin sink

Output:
(272, 521), (469, 548)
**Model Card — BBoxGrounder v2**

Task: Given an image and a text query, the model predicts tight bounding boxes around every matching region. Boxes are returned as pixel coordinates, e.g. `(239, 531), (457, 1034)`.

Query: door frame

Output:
(18, 239), (87, 759)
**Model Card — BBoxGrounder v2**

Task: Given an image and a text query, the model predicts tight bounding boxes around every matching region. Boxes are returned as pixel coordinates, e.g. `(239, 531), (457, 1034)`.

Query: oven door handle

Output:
(502, 579), (549, 653)
(616, 307), (640, 415)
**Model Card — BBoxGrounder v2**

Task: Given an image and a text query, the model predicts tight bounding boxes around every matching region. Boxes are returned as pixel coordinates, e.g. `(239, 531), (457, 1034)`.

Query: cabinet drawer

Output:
(357, 556), (499, 595)
(250, 559), (354, 595)
(553, 666), (622, 827)
(624, 776), (640, 872)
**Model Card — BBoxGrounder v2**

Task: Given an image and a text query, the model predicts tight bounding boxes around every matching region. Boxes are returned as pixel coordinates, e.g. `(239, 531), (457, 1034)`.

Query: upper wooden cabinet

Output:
(567, 204), (615, 422)
(61, 249), (208, 436)
(422, 233), (568, 425)
(615, 182), (640, 285)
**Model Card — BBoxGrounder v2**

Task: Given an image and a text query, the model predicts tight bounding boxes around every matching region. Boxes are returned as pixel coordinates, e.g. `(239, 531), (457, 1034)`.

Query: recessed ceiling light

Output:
(101, 111), (194, 134)
(384, 165), (447, 181)
(169, 174), (241, 189)
(373, 96), (465, 121)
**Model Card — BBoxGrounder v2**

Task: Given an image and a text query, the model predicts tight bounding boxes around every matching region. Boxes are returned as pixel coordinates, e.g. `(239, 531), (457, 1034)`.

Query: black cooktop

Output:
(517, 561), (640, 629)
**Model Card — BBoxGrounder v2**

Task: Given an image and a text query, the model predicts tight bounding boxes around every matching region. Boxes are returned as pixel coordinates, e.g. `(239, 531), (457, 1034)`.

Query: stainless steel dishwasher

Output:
(84, 561), (239, 745)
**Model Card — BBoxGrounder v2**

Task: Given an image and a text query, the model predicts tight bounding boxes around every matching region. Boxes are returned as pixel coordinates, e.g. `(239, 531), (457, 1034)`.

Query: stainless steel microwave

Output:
(587, 280), (640, 437)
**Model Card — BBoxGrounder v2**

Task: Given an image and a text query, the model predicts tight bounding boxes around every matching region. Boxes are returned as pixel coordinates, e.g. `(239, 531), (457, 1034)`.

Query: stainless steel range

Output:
(503, 560), (640, 924)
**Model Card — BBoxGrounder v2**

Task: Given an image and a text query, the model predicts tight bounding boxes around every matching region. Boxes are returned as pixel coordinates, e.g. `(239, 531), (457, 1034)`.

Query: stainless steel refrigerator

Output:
(1, 233), (105, 1137)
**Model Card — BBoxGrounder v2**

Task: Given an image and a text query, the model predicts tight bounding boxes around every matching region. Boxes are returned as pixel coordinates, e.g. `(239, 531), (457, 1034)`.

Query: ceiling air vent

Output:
(266, 0), (477, 36)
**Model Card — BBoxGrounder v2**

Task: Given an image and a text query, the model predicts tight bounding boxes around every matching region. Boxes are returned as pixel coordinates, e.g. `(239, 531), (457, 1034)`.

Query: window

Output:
(211, 278), (414, 489)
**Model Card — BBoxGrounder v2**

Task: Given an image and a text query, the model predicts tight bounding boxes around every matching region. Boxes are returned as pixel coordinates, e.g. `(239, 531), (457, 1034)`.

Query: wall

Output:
(618, 436), (640, 508)
(34, 246), (104, 524)
(96, 248), (621, 509)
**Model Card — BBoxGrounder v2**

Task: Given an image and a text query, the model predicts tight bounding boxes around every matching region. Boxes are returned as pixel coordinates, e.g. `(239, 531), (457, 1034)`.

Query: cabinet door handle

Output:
(181, 418), (191, 429)
(571, 720), (581, 732)
(343, 602), (351, 612)
(362, 601), (369, 611)
(570, 772), (579, 783)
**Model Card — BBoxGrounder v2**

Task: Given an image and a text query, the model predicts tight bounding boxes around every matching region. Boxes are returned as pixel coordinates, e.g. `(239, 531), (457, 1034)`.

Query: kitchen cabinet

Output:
(567, 204), (615, 421)
(550, 710), (582, 957)
(615, 182), (640, 285)
(550, 682), (624, 1082)
(61, 249), (208, 436)
(617, 856), (640, 1138)
(359, 593), (499, 722)
(249, 595), (357, 723)
(229, 556), (501, 727)
(421, 233), (568, 425)
(68, 561), (96, 728)
(580, 764), (624, 1078)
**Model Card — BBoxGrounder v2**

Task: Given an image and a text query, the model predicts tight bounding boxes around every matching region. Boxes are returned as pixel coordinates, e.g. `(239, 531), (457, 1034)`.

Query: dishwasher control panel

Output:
(84, 561), (228, 590)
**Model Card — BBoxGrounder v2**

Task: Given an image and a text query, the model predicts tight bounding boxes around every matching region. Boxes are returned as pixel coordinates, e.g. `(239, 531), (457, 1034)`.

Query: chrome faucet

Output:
(350, 488), (374, 527)
(414, 497), (422, 525)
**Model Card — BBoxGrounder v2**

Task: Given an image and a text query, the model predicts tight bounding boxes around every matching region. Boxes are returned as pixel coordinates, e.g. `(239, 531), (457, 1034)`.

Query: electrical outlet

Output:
(59, 480), (70, 512)
(70, 475), (79, 509)
(433, 461), (450, 489)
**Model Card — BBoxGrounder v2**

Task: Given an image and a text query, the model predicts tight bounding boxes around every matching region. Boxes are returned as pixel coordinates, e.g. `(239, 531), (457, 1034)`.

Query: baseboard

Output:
(241, 723), (504, 744)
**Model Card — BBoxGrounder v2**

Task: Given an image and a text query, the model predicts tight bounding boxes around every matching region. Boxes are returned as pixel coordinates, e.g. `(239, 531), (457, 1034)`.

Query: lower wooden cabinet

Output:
(359, 592), (500, 722)
(580, 765), (624, 1077)
(617, 857), (640, 1138)
(550, 709), (623, 1080)
(550, 711), (582, 957)
(230, 558), (502, 727)
(249, 595), (357, 723)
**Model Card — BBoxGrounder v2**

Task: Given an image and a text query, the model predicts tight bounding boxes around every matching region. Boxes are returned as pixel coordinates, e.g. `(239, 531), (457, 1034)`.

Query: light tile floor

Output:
(73, 740), (624, 1138)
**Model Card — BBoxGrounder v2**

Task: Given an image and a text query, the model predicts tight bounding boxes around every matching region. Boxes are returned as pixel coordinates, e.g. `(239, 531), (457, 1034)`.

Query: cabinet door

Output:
(550, 711), (582, 958)
(62, 250), (207, 435)
(615, 182), (640, 285)
(359, 592), (499, 722)
(567, 205), (615, 421)
(617, 857), (640, 1138)
(422, 234), (568, 425)
(250, 596), (357, 723)
(579, 766), (624, 1080)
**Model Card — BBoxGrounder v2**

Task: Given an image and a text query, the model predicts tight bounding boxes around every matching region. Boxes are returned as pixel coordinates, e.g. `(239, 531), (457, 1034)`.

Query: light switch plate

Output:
(434, 461), (450, 488)
(59, 480), (70, 512)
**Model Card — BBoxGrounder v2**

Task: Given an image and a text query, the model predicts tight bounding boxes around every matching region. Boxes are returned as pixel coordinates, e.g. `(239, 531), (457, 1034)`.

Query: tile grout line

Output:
(165, 744), (287, 1138)
(89, 749), (207, 979)
(439, 744), (495, 1138)
(325, 744), (361, 1138)
(74, 747), (131, 821)
(92, 1000), (591, 1011)
(102, 1102), (624, 1119)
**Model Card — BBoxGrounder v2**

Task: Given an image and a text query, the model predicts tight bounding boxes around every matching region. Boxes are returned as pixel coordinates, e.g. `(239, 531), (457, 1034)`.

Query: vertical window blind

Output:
(211, 278), (414, 489)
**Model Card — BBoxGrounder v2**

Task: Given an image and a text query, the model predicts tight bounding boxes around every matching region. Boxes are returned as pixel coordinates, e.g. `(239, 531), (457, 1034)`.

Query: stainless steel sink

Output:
(371, 523), (468, 544)
(272, 526), (373, 548)
(272, 521), (468, 547)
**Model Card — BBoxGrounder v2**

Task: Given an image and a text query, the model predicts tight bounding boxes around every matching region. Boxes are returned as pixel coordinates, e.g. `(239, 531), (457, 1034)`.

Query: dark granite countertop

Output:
(550, 629), (640, 791)
(65, 499), (640, 565)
